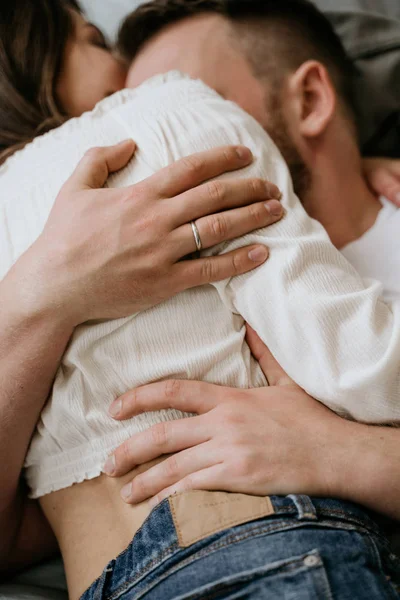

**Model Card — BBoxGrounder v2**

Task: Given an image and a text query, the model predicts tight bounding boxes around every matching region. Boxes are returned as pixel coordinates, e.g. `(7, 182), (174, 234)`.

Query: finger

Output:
(246, 325), (294, 386)
(147, 464), (230, 509)
(368, 168), (400, 207)
(172, 199), (282, 257)
(109, 379), (223, 420)
(141, 146), (254, 198)
(175, 245), (269, 289)
(120, 443), (214, 504)
(104, 416), (209, 477)
(171, 177), (281, 228)
(64, 140), (136, 192)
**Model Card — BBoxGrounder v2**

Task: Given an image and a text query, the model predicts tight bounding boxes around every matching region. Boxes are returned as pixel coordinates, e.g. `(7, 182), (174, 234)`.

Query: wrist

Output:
(315, 416), (363, 502)
(325, 419), (378, 506)
(1, 248), (77, 335)
(340, 424), (400, 518)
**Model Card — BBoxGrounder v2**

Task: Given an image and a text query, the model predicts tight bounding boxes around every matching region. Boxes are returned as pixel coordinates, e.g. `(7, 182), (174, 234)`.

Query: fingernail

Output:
(248, 246), (269, 263)
(265, 200), (283, 216)
(103, 455), (116, 475)
(265, 182), (282, 200)
(109, 399), (122, 418)
(119, 139), (135, 148)
(236, 146), (252, 161)
(396, 192), (400, 206)
(121, 483), (132, 501)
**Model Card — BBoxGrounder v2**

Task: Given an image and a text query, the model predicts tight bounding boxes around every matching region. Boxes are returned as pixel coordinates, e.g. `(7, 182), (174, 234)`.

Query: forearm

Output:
(0, 262), (74, 511)
(330, 419), (400, 520)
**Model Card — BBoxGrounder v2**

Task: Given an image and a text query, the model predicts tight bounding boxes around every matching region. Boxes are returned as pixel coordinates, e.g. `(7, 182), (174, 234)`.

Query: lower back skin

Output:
(40, 457), (168, 600)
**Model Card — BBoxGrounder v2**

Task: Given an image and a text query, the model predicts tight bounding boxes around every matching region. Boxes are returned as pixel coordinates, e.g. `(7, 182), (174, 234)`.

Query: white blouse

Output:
(1, 72), (399, 498)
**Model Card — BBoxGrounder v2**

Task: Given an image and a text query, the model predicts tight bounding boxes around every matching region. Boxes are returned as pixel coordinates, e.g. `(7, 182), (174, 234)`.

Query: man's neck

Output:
(301, 153), (382, 250)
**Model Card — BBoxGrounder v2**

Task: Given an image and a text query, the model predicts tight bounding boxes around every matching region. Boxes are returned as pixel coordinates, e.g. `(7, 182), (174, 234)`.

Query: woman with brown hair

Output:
(2, 1), (400, 599)
(0, 0), (285, 591)
(0, 0), (127, 163)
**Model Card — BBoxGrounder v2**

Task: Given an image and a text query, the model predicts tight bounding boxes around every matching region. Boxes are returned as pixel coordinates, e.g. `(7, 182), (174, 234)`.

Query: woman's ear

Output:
(287, 60), (336, 139)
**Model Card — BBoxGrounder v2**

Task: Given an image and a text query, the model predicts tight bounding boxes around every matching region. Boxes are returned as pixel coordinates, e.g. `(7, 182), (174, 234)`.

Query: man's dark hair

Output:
(118, 0), (357, 120)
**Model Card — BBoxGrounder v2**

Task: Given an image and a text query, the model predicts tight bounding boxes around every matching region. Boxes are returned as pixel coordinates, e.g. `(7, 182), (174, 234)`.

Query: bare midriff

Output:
(40, 456), (169, 600)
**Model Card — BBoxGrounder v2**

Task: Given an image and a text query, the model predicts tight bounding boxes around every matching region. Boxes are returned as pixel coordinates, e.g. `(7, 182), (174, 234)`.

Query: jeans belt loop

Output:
(288, 494), (318, 521)
(92, 558), (115, 600)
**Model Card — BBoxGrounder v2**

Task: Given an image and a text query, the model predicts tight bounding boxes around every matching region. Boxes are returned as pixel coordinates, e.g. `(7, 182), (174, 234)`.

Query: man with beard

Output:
(3, 1), (400, 598)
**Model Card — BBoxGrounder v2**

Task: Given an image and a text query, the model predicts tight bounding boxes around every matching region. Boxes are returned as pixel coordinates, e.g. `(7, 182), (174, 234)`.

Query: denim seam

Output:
(106, 542), (179, 600)
(366, 535), (400, 600)
(274, 505), (380, 536)
(132, 548), (329, 600)
(107, 517), (374, 600)
(91, 499), (379, 600)
(82, 559), (114, 600)
(104, 498), (177, 593)
(167, 551), (329, 600)
(116, 499), (172, 564)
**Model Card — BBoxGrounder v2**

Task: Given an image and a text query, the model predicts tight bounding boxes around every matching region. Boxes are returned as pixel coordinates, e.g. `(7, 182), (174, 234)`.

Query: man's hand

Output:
(363, 157), (400, 206)
(105, 327), (347, 507)
(0, 141), (283, 574)
(21, 140), (282, 326)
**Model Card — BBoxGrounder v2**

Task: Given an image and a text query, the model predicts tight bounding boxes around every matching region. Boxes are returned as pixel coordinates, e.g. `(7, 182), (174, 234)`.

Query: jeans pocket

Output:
(170, 550), (333, 600)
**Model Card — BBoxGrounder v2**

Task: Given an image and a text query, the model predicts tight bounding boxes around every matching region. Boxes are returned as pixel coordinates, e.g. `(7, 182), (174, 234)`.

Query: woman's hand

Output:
(105, 327), (349, 506)
(363, 157), (400, 206)
(16, 140), (282, 326)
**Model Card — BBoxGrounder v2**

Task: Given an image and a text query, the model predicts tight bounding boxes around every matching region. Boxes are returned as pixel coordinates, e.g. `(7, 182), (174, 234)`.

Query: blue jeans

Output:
(81, 494), (400, 599)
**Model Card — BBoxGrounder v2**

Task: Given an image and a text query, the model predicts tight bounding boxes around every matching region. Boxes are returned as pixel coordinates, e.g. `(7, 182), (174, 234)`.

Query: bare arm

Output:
(0, 141), (281, 575)
(0, 275), (72, 575)
(335, 422), (400, 521)
(245, 328), (400, 521)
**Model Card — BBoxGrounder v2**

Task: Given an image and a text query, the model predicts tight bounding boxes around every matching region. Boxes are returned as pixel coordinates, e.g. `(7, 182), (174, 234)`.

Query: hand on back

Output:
(105, 327), (347, 507)
(13, 140), (283, 326)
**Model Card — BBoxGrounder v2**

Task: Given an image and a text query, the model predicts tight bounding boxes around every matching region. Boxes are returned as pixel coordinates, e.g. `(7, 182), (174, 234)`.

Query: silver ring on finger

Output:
(191, 220), (203, 252)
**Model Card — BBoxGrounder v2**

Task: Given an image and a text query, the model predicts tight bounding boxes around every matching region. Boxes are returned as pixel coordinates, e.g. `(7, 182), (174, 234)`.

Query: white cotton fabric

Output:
(1, 72), (399, 498)
(341, 198), (400, 303)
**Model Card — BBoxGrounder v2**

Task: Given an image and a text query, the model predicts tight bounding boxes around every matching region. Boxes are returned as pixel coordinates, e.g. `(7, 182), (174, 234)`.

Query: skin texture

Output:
(126, 14), (381, 250)
(2, 6), (400, 591)
(34, 142), (283, 323)
(0, 139), (285, 580)
(109, 328), (400, 523)
(99, 13), (400, 516)
(56, 11), (127, 116)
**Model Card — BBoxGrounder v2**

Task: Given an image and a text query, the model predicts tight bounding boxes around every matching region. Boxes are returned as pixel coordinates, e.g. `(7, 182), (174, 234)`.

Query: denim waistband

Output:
(81, 495), (388, 600)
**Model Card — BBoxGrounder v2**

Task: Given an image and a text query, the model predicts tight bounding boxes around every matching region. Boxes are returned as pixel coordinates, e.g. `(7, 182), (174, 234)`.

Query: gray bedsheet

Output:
(2, 1), (399, 598)
(319, 2), (400, 156)
(0, 560), (67, 600)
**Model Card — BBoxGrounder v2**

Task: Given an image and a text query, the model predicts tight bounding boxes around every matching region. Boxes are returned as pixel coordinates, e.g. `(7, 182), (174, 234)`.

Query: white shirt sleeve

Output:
(140, 77), (400, 424)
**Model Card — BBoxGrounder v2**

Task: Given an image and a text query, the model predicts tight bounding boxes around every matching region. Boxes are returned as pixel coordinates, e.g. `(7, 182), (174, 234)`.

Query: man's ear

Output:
(287, 60), (336, 139)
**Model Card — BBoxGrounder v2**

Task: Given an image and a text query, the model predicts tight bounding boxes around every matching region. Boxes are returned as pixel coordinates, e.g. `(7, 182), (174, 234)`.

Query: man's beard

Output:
(263, 92), (311, 201)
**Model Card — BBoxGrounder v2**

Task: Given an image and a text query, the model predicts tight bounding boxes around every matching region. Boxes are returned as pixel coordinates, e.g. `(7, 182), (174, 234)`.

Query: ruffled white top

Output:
(1, 72), (399, 498)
